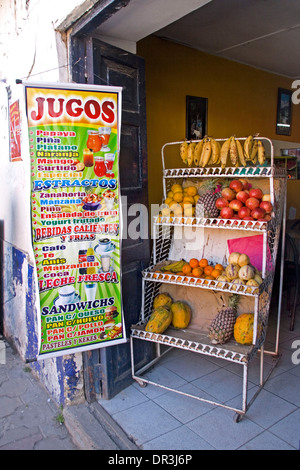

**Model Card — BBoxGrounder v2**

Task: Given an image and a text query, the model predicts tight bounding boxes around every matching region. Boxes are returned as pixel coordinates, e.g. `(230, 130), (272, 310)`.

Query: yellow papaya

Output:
(145, 307), (172, 334)
(153, 293), (173, 309)
(170, 301), (191, 329)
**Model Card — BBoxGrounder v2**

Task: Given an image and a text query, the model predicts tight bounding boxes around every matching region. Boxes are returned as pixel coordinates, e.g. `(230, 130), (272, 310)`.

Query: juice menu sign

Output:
(24, 82), (126, 359)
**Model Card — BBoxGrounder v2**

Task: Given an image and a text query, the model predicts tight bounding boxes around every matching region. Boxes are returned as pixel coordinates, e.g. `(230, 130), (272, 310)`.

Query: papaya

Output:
(234, 313), (254, 345)
(153, 293), (173, 309)
(170, 301), (191, 329)
(145, 307), (172, 334)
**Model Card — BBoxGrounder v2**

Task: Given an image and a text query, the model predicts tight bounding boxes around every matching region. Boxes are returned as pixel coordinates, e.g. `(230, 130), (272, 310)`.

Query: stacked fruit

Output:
(161, 183), (199, 218)
(179, 135), (266, 168)
(217, 252), (263, 292)
(215, 179), (273, 221)
(145, 292), (192, 333)
(158, 258), (225, 281)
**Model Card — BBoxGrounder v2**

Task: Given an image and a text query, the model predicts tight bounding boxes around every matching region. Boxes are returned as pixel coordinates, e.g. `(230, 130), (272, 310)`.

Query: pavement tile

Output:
(143, 424), (215, 450)
(238, 430), (295, 450)
(268, 408), (300, 449)
(114, 400), (181, 447)
(186, 406), (264, 450)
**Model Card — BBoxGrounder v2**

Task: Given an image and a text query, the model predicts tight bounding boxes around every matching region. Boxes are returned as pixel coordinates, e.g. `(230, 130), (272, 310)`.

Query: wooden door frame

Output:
(70, 0), (131, 84)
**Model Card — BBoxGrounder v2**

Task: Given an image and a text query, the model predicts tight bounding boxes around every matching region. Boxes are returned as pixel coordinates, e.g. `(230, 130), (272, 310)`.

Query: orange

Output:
(214, 264), (224, 272)
(191, 267), (203, 277)
(204, 265), (214, 276)
(189, 258), (199, 269)
(211, 268), (222, 278)
(182, 263), (192, 274)
(199, 258), (208, 268)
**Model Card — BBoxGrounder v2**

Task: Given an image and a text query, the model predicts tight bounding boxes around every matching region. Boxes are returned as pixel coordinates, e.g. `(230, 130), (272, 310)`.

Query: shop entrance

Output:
(72, 37), (152, 400)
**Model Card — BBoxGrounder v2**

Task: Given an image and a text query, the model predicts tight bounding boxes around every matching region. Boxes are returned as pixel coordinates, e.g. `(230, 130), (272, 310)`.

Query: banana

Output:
(244, 135), (253, 160)
(220, 138), (231, 168)
(193, 140), (203, 166)
(257, 140), (265, 165)
(161, 260), (186, 273)
(180, 140), (189, 165)
(250, 140), (258, 164)
(236, 140), (246, 166)
(187, 142), (195, 167)
(201, 139), (212, 167)
(210, 138), (220, 165)
(229, 136), (238, 167)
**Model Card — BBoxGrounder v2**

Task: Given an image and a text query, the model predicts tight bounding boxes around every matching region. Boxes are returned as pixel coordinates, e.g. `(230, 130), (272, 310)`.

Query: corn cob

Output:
(250, 140), (258, 164)
(180, 140), (189, 165)
(257, 140), (265, 165)
(220, 138), (231, 168)
(210, 138), (221, 165)
(229, 136), (238, 167)
(193, 140), (203, 166)
(187, 142), (195, 167)
(236, 140), (246, 166)
(201, 139), (212, 167)
(244, 135), (253, 160)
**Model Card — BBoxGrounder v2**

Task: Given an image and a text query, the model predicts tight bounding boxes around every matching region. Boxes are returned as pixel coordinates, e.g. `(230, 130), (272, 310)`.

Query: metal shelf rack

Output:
(130, 137), (287, 422)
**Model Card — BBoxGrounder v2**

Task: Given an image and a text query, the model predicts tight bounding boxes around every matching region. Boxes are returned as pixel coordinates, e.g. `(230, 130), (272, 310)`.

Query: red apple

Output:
(229, 199), (243, 212)
(260, 201), (273, 214)
(239, 179), (249, 190)
(216, 197), (229, 209)
(221, 187), (236, 201)
(229, 180), (244, 193)
(264, 214), (272, 221)
(249, 188), (263, 200)
(251, 207), (266, 220)
(236, 190), (249, 204)
(245, 197), (260, 210)
(220, 207), (234, 219)
(238, 206), (251, 219)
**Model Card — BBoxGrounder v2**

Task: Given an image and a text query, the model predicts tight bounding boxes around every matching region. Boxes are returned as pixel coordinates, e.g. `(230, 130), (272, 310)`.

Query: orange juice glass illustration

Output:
(87, 130), (102, 152)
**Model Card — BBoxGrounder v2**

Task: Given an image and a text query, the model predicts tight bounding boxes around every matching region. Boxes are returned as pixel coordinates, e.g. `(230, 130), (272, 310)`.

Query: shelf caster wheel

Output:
(234, 413), (242, 423)
(136, 379), (147, 388)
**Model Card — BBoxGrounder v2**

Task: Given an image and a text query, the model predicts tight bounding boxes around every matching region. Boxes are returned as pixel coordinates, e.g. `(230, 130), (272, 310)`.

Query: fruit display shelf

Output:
(162, 165), (286, 179)
(130, 313), (273, 420)
(130, 136), (287, 422)
(154, 214), (271, 231)
(142, 263), (272, 298)
(131, 320), (261, 366)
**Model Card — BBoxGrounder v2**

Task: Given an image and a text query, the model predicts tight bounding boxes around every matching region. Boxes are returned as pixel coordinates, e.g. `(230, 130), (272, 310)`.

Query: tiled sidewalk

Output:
(99, 308), (300, 450)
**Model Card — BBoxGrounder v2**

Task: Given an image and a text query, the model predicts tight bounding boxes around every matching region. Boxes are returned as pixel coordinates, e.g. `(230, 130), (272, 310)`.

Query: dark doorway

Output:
(72, 36), (152, 400)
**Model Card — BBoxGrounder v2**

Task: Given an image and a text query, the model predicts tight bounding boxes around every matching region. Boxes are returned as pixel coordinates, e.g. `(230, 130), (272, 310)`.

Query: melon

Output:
(225, 263), (240, 280)
(228, 252), (241, 264)
(238, 264), (255, 281)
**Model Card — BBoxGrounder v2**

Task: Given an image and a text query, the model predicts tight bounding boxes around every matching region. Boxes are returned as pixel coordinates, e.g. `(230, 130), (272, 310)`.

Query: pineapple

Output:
(196, 179), (221, 218)
(208, 294), (240, 345)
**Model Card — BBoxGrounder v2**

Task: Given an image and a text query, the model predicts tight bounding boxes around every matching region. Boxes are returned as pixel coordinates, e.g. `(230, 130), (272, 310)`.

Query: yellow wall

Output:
(137, 36), (300, 206)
